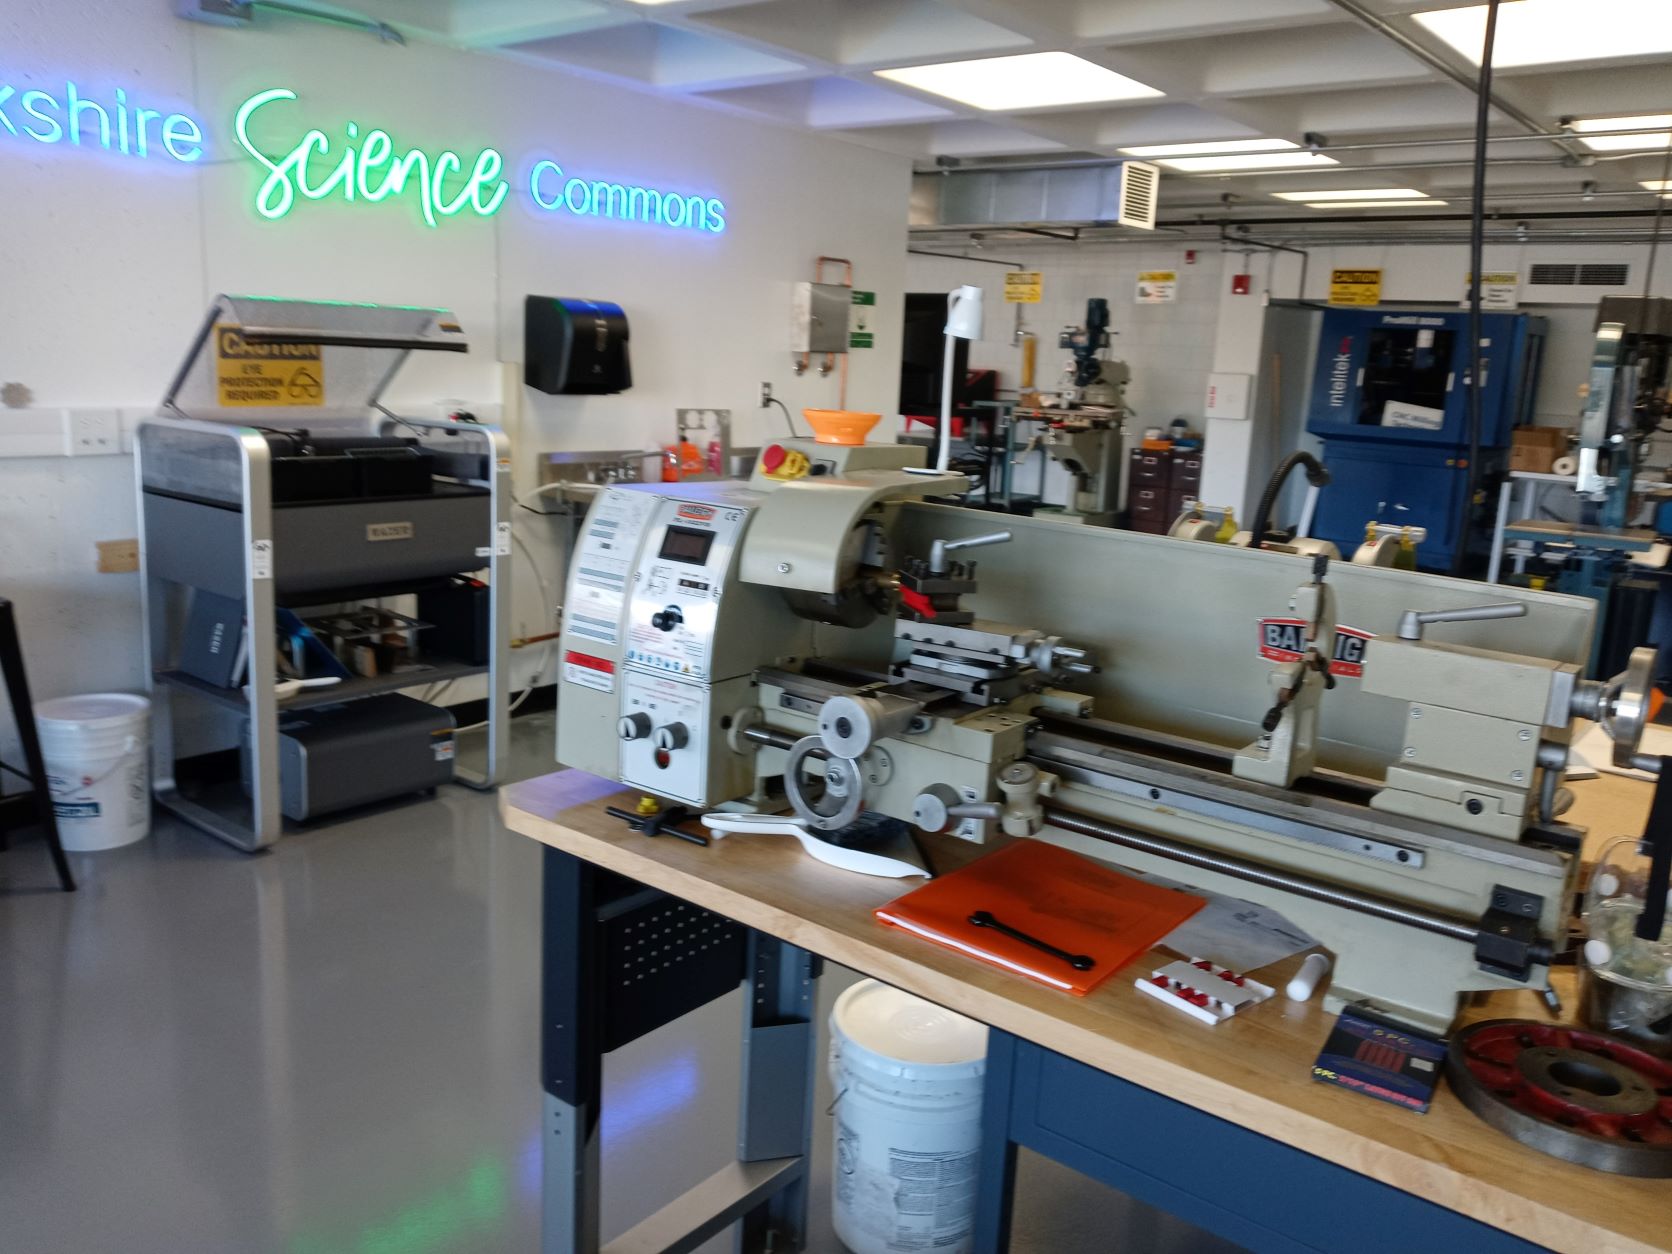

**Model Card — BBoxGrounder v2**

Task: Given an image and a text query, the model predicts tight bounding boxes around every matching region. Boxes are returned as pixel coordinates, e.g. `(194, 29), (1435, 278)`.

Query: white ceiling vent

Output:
(1117, 161), (1160, 231)
(1522, 260), (1634, 303)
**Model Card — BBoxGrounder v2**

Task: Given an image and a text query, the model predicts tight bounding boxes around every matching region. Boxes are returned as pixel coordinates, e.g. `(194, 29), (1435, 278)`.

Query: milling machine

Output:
(1016, 298), (1130, 526)
(555, 433), (1655, 1035)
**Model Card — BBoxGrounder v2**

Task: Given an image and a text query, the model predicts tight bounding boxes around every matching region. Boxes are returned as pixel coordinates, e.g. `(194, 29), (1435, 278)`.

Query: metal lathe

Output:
(555, 435), (1653, 1034)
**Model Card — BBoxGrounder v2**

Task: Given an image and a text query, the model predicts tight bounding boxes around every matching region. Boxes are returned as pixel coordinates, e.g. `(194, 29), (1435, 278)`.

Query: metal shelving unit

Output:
(137, 296), (510, 852)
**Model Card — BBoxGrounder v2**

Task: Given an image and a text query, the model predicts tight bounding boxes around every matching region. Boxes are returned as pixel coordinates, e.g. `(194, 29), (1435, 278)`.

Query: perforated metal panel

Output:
(600, 890), (746, 1051)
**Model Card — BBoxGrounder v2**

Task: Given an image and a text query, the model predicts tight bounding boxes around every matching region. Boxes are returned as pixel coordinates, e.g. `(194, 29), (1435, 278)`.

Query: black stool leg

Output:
(0, 600), (75, 892)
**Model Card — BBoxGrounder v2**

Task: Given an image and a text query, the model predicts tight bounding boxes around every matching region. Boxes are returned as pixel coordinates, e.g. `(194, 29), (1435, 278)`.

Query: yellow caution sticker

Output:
(215, 324), (325, 407)
(1328, 268), (1382, 306)
(1004, 271), (1042, 303)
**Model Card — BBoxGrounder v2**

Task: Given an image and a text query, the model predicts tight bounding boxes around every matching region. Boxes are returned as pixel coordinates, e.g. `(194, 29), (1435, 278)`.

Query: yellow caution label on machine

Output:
(1328, 268), (1382, 306)
(214, 324), (325, 408)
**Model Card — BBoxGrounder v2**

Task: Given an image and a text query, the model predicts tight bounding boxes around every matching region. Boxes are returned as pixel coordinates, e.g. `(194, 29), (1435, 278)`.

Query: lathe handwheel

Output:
(1605, 647), (1657, 769)
(783, 736), (865, 833)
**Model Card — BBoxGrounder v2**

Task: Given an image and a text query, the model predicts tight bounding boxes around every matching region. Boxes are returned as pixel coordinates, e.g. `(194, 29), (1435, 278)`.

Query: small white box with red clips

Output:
(1136, 958), (1273, 1026)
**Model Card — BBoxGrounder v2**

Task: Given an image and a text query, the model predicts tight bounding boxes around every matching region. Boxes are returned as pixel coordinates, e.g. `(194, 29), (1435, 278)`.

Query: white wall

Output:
(0, 2), (909, 742)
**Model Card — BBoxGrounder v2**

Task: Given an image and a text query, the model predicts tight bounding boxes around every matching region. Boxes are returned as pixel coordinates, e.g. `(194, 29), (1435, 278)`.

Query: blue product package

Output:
(1312, 1005), (1446, 1113)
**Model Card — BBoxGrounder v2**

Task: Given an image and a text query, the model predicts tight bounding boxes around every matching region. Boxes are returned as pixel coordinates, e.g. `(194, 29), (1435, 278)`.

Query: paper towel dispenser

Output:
(525, 296), (632, 395)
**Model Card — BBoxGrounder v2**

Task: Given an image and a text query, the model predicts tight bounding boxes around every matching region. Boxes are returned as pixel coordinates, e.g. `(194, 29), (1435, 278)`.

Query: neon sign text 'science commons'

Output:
(234, 87), (726, 233)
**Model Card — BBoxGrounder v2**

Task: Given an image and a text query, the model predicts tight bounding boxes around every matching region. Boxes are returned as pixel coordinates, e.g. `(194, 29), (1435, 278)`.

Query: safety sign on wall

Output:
(1004, 271), (1043, 303)
(1328, 268), (1383, 307)
(850, 290), (876, 348)
(1136, 270), (1177, 303)
(1462, 272), (1519, 311)
(215, 325), (325, 407)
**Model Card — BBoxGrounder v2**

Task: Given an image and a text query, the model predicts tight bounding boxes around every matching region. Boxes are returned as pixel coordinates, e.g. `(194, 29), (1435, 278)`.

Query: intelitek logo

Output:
(1328, 336), (1353, 409)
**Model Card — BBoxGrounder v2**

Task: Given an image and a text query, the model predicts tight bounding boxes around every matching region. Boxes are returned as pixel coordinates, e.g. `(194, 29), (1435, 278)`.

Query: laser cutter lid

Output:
(159, 294), (469, 427)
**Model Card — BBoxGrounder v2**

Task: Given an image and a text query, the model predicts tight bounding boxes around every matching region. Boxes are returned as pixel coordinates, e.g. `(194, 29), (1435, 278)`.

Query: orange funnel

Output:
(803, 409), (882, 446)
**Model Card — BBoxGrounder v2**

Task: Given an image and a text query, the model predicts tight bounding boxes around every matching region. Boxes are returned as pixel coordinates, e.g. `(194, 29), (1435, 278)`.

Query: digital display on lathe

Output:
(658, 525), (715, 566)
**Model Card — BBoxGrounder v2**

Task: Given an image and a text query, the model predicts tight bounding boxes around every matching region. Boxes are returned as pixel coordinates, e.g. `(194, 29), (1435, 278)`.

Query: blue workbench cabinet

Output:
(1305, 307), (1547, 570)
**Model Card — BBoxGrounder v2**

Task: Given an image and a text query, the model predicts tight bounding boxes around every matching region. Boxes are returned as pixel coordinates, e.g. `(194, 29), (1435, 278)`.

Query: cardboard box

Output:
(1509, 426), (1567, 474)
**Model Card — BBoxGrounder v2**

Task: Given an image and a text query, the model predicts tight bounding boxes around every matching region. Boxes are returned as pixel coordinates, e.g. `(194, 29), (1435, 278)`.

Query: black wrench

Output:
(968, 910), (1096, 972)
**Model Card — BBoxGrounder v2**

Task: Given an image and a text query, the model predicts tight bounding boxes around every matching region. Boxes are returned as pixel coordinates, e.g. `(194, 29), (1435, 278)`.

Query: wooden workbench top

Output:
(501, 770), (1671, 1254)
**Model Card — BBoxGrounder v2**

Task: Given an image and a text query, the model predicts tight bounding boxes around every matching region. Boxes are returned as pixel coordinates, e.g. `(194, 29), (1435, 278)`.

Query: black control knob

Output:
(653, 723), (689, 751)
(651, 605), (683, 632)
(617, 712), (652, 741)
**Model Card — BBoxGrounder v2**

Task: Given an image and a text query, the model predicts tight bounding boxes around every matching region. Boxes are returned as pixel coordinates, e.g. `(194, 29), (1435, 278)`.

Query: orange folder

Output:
(875, 840), (1205, 996)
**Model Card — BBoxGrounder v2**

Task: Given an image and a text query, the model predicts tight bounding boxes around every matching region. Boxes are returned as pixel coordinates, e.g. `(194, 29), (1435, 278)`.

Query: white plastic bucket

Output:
(828, 980), (989, 1254)
(34, 693), (152, 852)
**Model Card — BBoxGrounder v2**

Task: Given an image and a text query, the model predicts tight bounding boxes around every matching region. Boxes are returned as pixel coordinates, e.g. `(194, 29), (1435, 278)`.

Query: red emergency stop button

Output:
(761, 443), (787, 472)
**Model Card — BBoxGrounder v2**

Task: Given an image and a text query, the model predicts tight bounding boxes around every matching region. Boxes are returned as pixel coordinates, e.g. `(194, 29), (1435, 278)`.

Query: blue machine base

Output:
(1310, 441), (1479, 572)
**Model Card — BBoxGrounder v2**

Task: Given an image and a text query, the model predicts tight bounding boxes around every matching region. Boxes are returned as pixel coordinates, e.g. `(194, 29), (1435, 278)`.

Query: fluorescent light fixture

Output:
(1120, 138), (1297, 158)
(1271, 187), (1428, 201)
(1304, 200), (1449, 208)
(1643, 180), (1672, 191)
(876, 52), (1161, 111)
(1572, 115), (1672, 152)
(1414, 1), (1672, 69)
(1156, 152), (1339, 172)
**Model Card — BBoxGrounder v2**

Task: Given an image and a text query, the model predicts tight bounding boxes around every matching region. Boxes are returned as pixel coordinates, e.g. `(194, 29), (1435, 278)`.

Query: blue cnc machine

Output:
(1306, 307), (1546, 570)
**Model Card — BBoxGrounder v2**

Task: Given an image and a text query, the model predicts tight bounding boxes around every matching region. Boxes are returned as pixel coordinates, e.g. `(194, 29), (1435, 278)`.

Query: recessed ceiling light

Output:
(1303, 200), (1449, 209)
(1271, 188), (1428, 201)
(876, 52), (1162, 112)
(1643, 180), (1672, 191)
(1413, 1), (1672, 69)
(1572, 115), (1672, 152)
(1156, 152), (1339, 173)
(1119, 139), (1297, 158)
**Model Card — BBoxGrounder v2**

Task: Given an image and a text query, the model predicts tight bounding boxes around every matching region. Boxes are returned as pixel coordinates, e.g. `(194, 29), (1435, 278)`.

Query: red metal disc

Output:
(1447, 1019), (1672, 1176)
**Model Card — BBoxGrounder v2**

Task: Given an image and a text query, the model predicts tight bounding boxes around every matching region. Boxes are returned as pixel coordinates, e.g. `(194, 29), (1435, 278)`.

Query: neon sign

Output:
(0, 79), (202, 161)
(234, 88), (507, 228)
(0, 74), (729, 234)
(234, 87), (726, 233)
(530, 160), (725, 234)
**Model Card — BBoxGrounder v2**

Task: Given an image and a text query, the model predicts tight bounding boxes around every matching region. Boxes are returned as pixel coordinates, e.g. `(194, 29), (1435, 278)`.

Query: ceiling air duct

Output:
(912, 161), (1160, 232)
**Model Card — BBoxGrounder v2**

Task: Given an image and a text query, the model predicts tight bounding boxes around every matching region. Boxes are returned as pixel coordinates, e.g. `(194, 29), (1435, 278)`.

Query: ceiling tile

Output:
(697, 76), (956, 128)
(990, 0), (1335, 42)
(446, 0), (621, 46)
(1085, 104), (1272, 150)
(690, 0), (1032, 67)
(508, 22), (805, 89)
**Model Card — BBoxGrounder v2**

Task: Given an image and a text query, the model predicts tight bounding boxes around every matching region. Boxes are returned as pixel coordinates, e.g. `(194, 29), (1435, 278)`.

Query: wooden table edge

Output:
(500, 781), (1666, 1254)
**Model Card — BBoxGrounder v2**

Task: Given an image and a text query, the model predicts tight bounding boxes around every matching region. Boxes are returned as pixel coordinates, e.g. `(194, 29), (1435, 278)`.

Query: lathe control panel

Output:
(624, 497), (749, 681)
(599, 493), (756, 804)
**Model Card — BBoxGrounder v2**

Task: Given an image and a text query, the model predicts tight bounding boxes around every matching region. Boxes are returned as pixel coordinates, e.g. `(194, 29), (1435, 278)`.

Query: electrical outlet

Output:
(759, 381), (773, 408)
(68, 409), (121, 456)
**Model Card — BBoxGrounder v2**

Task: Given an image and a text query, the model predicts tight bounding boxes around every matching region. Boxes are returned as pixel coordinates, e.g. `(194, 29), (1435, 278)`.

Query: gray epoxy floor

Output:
(1, 713), (1236, 1253)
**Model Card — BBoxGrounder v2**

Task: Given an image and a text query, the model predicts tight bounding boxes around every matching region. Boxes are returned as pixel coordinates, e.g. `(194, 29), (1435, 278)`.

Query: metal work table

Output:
(1489, 470), (1672, 583)
(502, 769), (1669, 1253)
